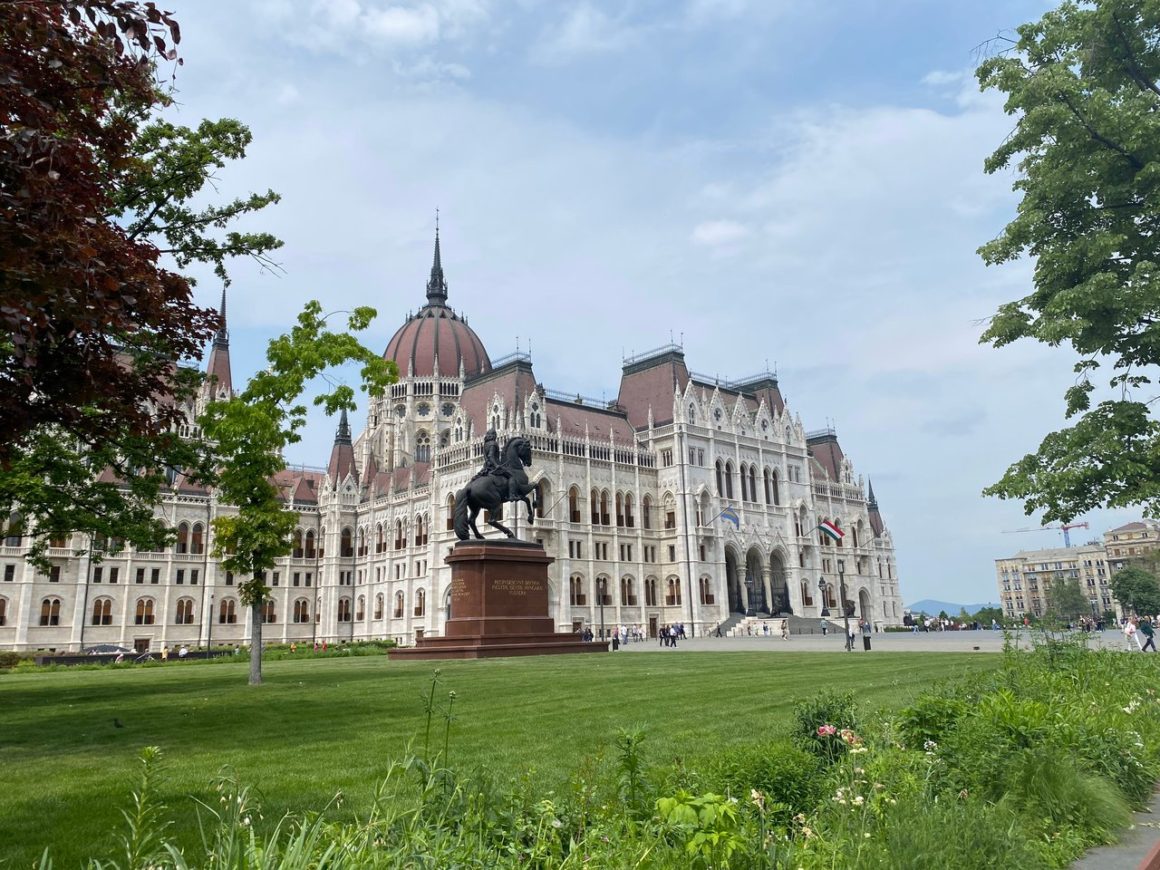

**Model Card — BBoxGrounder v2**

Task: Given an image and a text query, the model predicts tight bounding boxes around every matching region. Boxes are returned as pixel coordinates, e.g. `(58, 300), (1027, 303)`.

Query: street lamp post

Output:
(1089, 597), (1099, 629)
(207, 593), (214, 651)
(838, 560), (851, 651)
(818, 578), (830, 618)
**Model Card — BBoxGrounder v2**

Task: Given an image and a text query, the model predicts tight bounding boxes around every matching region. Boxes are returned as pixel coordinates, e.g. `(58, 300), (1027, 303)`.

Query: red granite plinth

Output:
(389, 539), (607, 660)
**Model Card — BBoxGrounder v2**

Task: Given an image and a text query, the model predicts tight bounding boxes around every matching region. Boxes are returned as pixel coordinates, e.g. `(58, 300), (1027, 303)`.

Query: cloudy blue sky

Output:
(166, 0), (1139, 607)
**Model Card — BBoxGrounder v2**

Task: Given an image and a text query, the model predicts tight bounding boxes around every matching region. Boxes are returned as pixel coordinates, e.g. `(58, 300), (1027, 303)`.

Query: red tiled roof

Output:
(617, 350), (689, 429)
(807, 433), (845, 482)
(384, 304), (490, 378)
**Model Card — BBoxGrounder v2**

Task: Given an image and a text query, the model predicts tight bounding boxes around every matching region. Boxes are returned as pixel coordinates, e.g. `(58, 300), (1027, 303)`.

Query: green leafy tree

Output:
(199, 303), (394, 685)
(1047, 578), (1091, 621)
(0, 2), (280, 566)
(972, 605), (1006, 626)
(1110, 565), (1160, 614)
(977, 0), (1160, 522)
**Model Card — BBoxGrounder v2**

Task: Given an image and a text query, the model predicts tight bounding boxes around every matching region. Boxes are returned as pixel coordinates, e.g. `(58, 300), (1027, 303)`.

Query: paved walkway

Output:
(1072, 792), (1160, 869)
(616, 627), (1140, 654)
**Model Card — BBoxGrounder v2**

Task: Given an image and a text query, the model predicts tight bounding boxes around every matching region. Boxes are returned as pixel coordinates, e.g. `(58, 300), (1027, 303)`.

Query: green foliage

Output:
(1047, 577), (1092, 620)
(792, 689), (861, 762)
(977, 0), (1160, 522)
(0, 651), (21, 670)
(1110, 564), (1160, 613)
(198, 301), (394, 685)
(656, 790), (745, 868)
(700, 739), (825, 823)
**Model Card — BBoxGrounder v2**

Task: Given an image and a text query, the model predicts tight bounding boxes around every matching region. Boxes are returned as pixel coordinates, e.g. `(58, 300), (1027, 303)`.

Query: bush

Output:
(792, 690), (861, 762)
(0, 651), (21, 669)
(701, 739), (825, 822)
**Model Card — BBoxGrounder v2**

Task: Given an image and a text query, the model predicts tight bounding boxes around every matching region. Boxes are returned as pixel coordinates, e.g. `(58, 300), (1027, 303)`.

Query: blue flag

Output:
(720, 505), (740, 528)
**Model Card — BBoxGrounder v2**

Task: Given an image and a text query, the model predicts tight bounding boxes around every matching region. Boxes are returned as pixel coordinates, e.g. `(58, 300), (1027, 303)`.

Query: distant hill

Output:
(906, 599), (999, 615)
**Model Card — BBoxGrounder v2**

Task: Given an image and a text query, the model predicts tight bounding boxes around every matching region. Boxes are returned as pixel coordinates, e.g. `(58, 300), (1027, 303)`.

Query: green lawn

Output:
(0, 651), (998, 867)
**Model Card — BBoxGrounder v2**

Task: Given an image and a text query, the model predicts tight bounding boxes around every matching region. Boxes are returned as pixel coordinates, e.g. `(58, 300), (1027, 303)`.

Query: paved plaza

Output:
(616, 628), (1147, 654)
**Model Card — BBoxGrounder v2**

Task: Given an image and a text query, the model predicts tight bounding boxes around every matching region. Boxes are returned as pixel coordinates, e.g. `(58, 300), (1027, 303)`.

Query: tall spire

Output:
(213, 286), (229, 347)
(867, 478), (878, 510)
(335, 408), (352, 445)
(426, 212), (448, 306)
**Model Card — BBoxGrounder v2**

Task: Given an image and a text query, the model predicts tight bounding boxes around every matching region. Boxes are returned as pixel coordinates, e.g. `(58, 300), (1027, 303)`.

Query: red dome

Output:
(384, 304), (491, 378)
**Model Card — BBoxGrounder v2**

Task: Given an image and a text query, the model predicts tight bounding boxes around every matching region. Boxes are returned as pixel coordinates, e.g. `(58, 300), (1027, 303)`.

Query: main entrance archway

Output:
(859, 588), (872, 622)
(769, 551), (790, 614)
(745, 547), (766, 614)
(725, 547), (743, 613)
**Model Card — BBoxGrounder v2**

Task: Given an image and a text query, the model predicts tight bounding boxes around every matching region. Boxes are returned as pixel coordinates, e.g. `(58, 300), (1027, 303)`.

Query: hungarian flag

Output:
(818, 520), (844, 542)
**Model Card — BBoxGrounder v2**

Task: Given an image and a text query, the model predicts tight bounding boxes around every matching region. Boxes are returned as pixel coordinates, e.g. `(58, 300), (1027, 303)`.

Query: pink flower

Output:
(817, 724), (837, 737)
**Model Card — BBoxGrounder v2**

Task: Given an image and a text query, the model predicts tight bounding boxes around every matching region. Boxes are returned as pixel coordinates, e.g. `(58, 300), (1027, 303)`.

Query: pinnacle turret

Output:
(426, 217), (448, 306)
(213, 286), (228, 347)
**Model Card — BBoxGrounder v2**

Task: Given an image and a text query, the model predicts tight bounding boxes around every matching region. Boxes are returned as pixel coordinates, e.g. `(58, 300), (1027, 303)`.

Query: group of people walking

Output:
(1123, 616), (1157, 652)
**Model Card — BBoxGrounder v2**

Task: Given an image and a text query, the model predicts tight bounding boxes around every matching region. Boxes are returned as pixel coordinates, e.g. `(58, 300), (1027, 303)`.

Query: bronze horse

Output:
(453, 436), (538, 540)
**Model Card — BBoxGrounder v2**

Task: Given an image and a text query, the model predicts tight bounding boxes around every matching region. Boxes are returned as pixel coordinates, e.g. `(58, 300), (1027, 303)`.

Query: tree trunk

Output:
(249, 600), (263, 686)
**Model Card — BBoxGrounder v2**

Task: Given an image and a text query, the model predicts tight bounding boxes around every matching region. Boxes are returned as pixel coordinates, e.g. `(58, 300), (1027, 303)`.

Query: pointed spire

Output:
(213, 286), (229, 347)
(426, 213), (448, 306)
(335, 408), (352, 445)
(867, 478), (878, 509)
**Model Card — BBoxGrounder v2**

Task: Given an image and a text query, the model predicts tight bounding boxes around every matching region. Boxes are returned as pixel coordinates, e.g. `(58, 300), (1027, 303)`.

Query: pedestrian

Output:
(780, 619), (789, 640)
(160, 645), (169, 662)
(846, 622), (856, 652)
(1139, 619), (1156, 652)
(861, 619), (872, 651)
(178, 645), (188, 659)
(820, 619), (828, 636)
(1124, 619), (1138, 651)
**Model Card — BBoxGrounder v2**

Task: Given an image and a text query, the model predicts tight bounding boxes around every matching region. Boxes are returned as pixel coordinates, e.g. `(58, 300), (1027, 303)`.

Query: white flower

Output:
(853, 795), (865, 806)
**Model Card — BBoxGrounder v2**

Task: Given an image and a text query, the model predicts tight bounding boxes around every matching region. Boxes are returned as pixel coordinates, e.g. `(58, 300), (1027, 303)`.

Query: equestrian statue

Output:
(453, 430), (539, 540)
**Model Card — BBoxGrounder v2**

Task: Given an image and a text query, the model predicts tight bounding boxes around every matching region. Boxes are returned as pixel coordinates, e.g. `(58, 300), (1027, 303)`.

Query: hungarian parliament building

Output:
(1, 234), (904, 651)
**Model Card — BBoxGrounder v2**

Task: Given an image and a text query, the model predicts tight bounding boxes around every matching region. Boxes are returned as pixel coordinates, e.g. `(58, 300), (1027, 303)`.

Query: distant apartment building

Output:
(995, 543), (1112, 619)
(1103, 520), (1160, 572)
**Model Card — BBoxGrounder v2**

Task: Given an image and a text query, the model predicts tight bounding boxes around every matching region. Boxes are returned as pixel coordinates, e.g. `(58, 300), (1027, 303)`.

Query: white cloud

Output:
(363, 5), (440, 45)
(530, 4), (635, 64)
(691, 219), (751, 247)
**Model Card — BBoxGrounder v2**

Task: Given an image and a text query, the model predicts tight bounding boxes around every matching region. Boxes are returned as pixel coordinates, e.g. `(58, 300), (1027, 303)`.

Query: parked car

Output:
(85, 644), (133, 655)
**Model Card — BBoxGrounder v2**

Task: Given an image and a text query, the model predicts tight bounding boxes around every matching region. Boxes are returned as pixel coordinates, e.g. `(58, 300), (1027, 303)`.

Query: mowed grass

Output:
(0, 650), (998, 867)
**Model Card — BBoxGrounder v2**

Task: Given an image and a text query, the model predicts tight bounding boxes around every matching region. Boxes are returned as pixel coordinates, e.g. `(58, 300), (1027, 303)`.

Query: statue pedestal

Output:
(389, 540), (607, 660)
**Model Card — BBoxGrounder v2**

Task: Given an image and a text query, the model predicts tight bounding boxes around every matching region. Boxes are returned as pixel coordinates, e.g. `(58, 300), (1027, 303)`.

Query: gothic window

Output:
(395, 519), (404, 549)
(292, 529), (304, 559)
(416, 402), (430, 417)
(416, 430), (431, 463)
(771, 470), (780, 505)
(341, 527), (354, 558)
(293, 598), (310, 623)
(191, 523), (205, 555)
(375, 593), (384, 620)
(699, 576), (714, 605)
(645, 577), (658, 606)
(600, 491), (610, 526)
(394, 591), (405, 618)
(318, 526), (326, 558)
(624, 494), (634, 528)
(338, 597), (352, 622)
(441, 402), (455, 417)
(663, 494), (676, 530)
(135, 597), (155, 625)
(439, 429), (451, 447)
(446, 494), (456, 531)
(590, 488), (600, 525)
(665, 577), (682, 606)
(688, 403), (697, 423)
(569, 574), (586, 605)
(596, 575), (612, 606)
(748, 466), (757, 503)
(357, 527), (367, 557)
(218, 598), (236, 624)
(176, 522), (189, 554)
(714, 408), (722, 423)
(394, 404), (406, 418)
(455, 422), (464, 442)
(304, 529), (315, 559)
(40, 597), (62, 626)
(642, 496), (652, 530)
(620, 575), (637, 605)
(530, 402), (542, 428)
(175, 597), (195, 625)
(616, 493), (624, 527)
(0, 597), (6, 626)
(91, 597), (113, 626)
(3, 512), (23, 547)
(569, 487), (581, 523)
(715, 460), (724, 496)
(356, 595), (365, 621)
(536, 481), (548, 519)
(724, 462), (735, 499)
(414, 588), (426, 617)
(739, 464), (749, 502)
(261, 600), (276, 623)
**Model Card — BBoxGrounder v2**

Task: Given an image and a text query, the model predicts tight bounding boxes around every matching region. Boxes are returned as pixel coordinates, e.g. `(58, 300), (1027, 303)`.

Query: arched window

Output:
(375, 523), (384, 553)
(666, 577), (682, 606)
(645, 577), (658, 607)
(596, 575), (612, 606)
(415, 430), (431, 463)
(191, 523), (205, 555)
(624, 494), (635, 528)
(356, 595), (365, 621)
(642, 496), (652, 530)
(176, 522), (189, 554)
(292, 529), (304, 559)
(3, 512), (23, 547)
(340, 527), (353, 558)
(293, 598), (310, 623)
(764, 469), (772, 505)
(49, 532), (67, 548)
(374, 593), (384, 620)
(536, 480), (548, 519)
(699, 576), (714, 605)
(261, 600), (276, 623)
(338, 597), (352, 622)
(357, 527), (367, 557)
(394, 519), (404, 550)
(446, 494), (456, 531)
(318, 526), (326, 558)
(0, 596), (6, 626)
(135, 598), (155, 625)
(724, 462), (734, 499)
(414, 515), (424, 547)
(569, 574), (586, 605)
(715, 460), (724, 496)
(394, 591), (405, 618)
(439, 429), (451, 447)
(616, 493), (625, 527)
(414, 588), (426, 617)
(748, 466), (757, 503)
(620, 575), (637, 605)
(600, 491), (610, 525)
(590, 488), (600, 525)
(39, 597), (62, 626)
(770, 470), (779, 505)
(305, 529), (316, 558)
(663, 494), (676, 530)
(529, 401), (542, 429)
(739, 464), (748, 502)
(175, 598), (194, 625)
(218, 598), (236, 624)
(569, 487), (581, 523)
(91, 597), (113, 626)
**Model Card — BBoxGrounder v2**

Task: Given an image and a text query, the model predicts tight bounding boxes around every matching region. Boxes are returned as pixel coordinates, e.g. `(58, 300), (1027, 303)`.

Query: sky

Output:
(162, 0), (1145, 608)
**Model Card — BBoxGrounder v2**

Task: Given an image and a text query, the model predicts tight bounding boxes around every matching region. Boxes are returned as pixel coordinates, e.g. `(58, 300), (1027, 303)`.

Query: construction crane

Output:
(1001, 521), (1090, 548)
